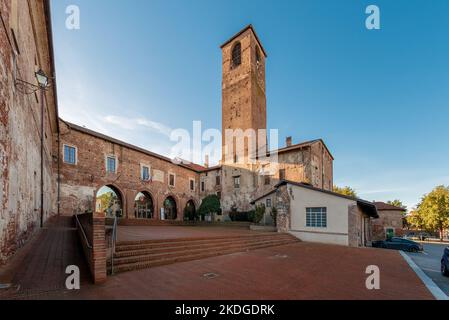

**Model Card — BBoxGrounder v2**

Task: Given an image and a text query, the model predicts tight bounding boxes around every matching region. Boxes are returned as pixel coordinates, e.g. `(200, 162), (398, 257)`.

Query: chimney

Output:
(286, 136), (292, 147)
(204, 155), (209, 168)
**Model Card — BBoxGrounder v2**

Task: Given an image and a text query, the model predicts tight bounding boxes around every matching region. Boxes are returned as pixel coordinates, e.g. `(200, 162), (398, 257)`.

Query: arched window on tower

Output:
(255, 46), (261, 66)
(231, 42), (241, 68)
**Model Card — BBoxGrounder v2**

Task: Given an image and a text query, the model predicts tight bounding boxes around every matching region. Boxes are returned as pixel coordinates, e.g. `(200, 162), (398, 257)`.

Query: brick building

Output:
(372, 202), (406, 240)
(0, 0), (59, 263)
(0, 16), (352, 262)
(56, 25), (334, 220)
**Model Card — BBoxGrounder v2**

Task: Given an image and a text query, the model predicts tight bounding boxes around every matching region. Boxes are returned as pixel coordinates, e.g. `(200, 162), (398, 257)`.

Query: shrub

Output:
(198, 195), (222, 220)
(254, 204), (266, 224)
(229, 210), (255, 222)
(271, 206), (278, 226)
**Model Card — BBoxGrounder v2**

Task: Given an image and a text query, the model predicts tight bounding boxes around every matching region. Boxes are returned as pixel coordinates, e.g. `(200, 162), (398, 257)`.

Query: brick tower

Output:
(220, 25), (267, 163)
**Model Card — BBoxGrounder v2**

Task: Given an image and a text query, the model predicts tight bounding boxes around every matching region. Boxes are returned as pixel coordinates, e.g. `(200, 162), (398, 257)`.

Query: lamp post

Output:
(35, 69), (49, 228)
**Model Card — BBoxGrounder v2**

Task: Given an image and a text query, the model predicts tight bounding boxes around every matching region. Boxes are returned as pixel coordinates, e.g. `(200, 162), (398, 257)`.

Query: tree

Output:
(254, 204), (266, 224)
(416, 185), (449, 241)
(270, 206), (278, 227)
(197, 195), (222, 220)
(386, 200), (407, 211)
(387, 200), (408, 228)
(333, 185), (357, 198)
(407, 210), (425, 230)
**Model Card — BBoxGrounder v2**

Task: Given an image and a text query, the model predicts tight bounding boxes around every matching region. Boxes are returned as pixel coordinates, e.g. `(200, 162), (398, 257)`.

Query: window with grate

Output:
(231, 42), (241, 68)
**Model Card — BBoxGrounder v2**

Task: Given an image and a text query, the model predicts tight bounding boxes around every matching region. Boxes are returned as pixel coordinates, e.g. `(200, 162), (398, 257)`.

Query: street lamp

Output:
(34, 69), (50, 228)
(35, 69), (49, 88)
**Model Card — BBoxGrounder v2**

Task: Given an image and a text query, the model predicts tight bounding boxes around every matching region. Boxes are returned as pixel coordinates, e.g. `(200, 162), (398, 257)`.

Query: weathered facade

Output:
(252, 181), (378, 247)
(0, 0), (58, 263)
(58, 121), (200, 220)
(372, 202), (405, 241)
(57, 25), (334, 219)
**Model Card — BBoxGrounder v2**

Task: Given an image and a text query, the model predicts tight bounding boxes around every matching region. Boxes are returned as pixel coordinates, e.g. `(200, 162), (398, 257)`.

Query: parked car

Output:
(372, 237), (423, 252)
(418, 232), (431, 241)
(441, 247), (449, 277)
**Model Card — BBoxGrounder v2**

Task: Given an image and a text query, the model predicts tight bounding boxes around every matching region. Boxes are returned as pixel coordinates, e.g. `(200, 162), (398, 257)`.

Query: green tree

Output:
(254, 204), (266, 224)
(198, 195), (222, 220)
(407, 210), (425, 230)
(387, 200), (407, 211)
(416, 185), (449, 241)
(270, 206), (278, 227)
(333, 185), (357, 198)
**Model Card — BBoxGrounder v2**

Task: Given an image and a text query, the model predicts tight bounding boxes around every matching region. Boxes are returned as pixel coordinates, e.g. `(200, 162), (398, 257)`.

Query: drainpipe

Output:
(40, 87), (44, 228)
(57, 128), (61, 216)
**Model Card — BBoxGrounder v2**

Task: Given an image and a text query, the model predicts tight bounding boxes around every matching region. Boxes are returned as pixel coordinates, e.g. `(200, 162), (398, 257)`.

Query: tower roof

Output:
(220, 24), (267, 57)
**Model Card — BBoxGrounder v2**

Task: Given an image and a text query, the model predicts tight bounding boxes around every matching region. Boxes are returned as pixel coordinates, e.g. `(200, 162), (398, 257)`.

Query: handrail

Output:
(75, 214), (92, 249)
(110, 215), (118, 274)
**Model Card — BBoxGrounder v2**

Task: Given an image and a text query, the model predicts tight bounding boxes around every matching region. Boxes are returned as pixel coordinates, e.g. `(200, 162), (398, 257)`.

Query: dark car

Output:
(441, 247), (449, 277)
(372, 237), (423, 252)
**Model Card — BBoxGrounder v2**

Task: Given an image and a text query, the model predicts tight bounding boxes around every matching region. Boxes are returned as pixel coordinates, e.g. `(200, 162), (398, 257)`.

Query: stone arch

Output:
(163, 195), (178, 220)
(95, 184), (124, 218)
(184, 199), (197, 221)
(134, 191), (155, 219)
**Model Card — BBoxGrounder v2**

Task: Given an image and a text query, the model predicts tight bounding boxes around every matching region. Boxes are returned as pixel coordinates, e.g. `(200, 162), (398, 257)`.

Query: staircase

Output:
(109, 233), (299, 274)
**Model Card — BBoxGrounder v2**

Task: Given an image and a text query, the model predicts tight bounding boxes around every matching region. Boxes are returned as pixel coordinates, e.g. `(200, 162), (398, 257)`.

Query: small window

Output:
(266, 198), (272, 208)
(279, 169), (286, 181)
(201, 181), (205, 192)
(169, 173), (175, 187)
(141, 166), (150, 181)
(255, 46), (261, 65)
(216, 176), (221, 186)
(234, 176), (240, 189)
(106, 156), (116, 173)
(264, 175), (270, 185)
(63, 145), (76, 164)
(231, 42), (242, 68)
(190, 179), (195, 191)
(217, 191), (221, 199)
(306, 207), (327, 228)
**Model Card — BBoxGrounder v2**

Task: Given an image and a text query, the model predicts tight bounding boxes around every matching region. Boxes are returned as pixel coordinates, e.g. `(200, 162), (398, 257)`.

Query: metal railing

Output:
(75, 213), (92, 249)
(110, 215), (118, 274)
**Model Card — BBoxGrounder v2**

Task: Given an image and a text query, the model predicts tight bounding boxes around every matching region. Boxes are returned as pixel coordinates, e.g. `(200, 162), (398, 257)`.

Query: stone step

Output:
(116, 234), (291, 251)
(112, 238), (297, 264)
(114, 236), (292, 258)
(111, 238), (299, 274)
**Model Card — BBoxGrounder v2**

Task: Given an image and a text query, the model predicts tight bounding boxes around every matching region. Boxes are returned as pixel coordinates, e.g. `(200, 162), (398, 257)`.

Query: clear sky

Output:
(50, 0), (449, 210)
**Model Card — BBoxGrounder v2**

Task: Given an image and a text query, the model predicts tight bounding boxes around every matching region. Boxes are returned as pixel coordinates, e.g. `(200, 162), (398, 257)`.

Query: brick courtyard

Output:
(0, 219), (434, 300)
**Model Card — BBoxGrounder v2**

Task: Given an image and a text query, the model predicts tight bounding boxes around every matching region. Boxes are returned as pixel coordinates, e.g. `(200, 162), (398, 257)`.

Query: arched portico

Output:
(95, 185), (123, 218)
(134, 191), (154, 219)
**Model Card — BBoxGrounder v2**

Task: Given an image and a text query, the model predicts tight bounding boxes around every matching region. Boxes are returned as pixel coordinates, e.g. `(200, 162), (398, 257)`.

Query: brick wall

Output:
(0, 0), (58, 264)
(371, 209), (404, 241)
(58, 120), (200, 220)
(75, 212), (106, 284)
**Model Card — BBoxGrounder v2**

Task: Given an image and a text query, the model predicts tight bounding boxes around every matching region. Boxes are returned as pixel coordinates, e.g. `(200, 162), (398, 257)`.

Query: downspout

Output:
(40, 88), (44, 228)
(57, 129), (60, 216)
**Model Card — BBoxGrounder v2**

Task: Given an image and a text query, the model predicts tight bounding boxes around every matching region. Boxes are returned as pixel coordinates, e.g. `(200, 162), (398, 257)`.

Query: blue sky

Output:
(50, 0), (449, 210)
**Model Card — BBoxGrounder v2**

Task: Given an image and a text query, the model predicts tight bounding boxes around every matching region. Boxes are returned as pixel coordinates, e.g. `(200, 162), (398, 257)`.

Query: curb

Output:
(399, 251), (448, 300)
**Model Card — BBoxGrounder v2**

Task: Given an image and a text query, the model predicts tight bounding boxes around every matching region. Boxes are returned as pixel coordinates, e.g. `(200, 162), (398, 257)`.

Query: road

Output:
(405, 243), (449, 296)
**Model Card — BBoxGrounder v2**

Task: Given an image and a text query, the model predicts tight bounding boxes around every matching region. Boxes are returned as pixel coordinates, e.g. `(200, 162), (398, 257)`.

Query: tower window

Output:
(231, 42), (241, 68)
(255, 46), (261, 65)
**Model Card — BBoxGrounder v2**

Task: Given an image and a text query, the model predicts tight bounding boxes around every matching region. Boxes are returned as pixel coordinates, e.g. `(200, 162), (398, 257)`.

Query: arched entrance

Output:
(96, 185), (123, 218)
(184, 200), (196, 221)
(163, 196), (177, 220)
(134, 191), (154, 219)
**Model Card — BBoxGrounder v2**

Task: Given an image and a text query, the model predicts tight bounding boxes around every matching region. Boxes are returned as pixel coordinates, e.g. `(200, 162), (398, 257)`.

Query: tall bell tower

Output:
(220, 25), (267, 163)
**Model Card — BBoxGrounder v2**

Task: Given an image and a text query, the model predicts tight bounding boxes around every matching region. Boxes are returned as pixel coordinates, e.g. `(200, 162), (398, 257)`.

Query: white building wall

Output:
(288, 184), (357, 246)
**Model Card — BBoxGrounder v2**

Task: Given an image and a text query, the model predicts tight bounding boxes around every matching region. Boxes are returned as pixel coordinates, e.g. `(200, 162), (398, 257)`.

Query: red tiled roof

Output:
(374, 202), (406, 211)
